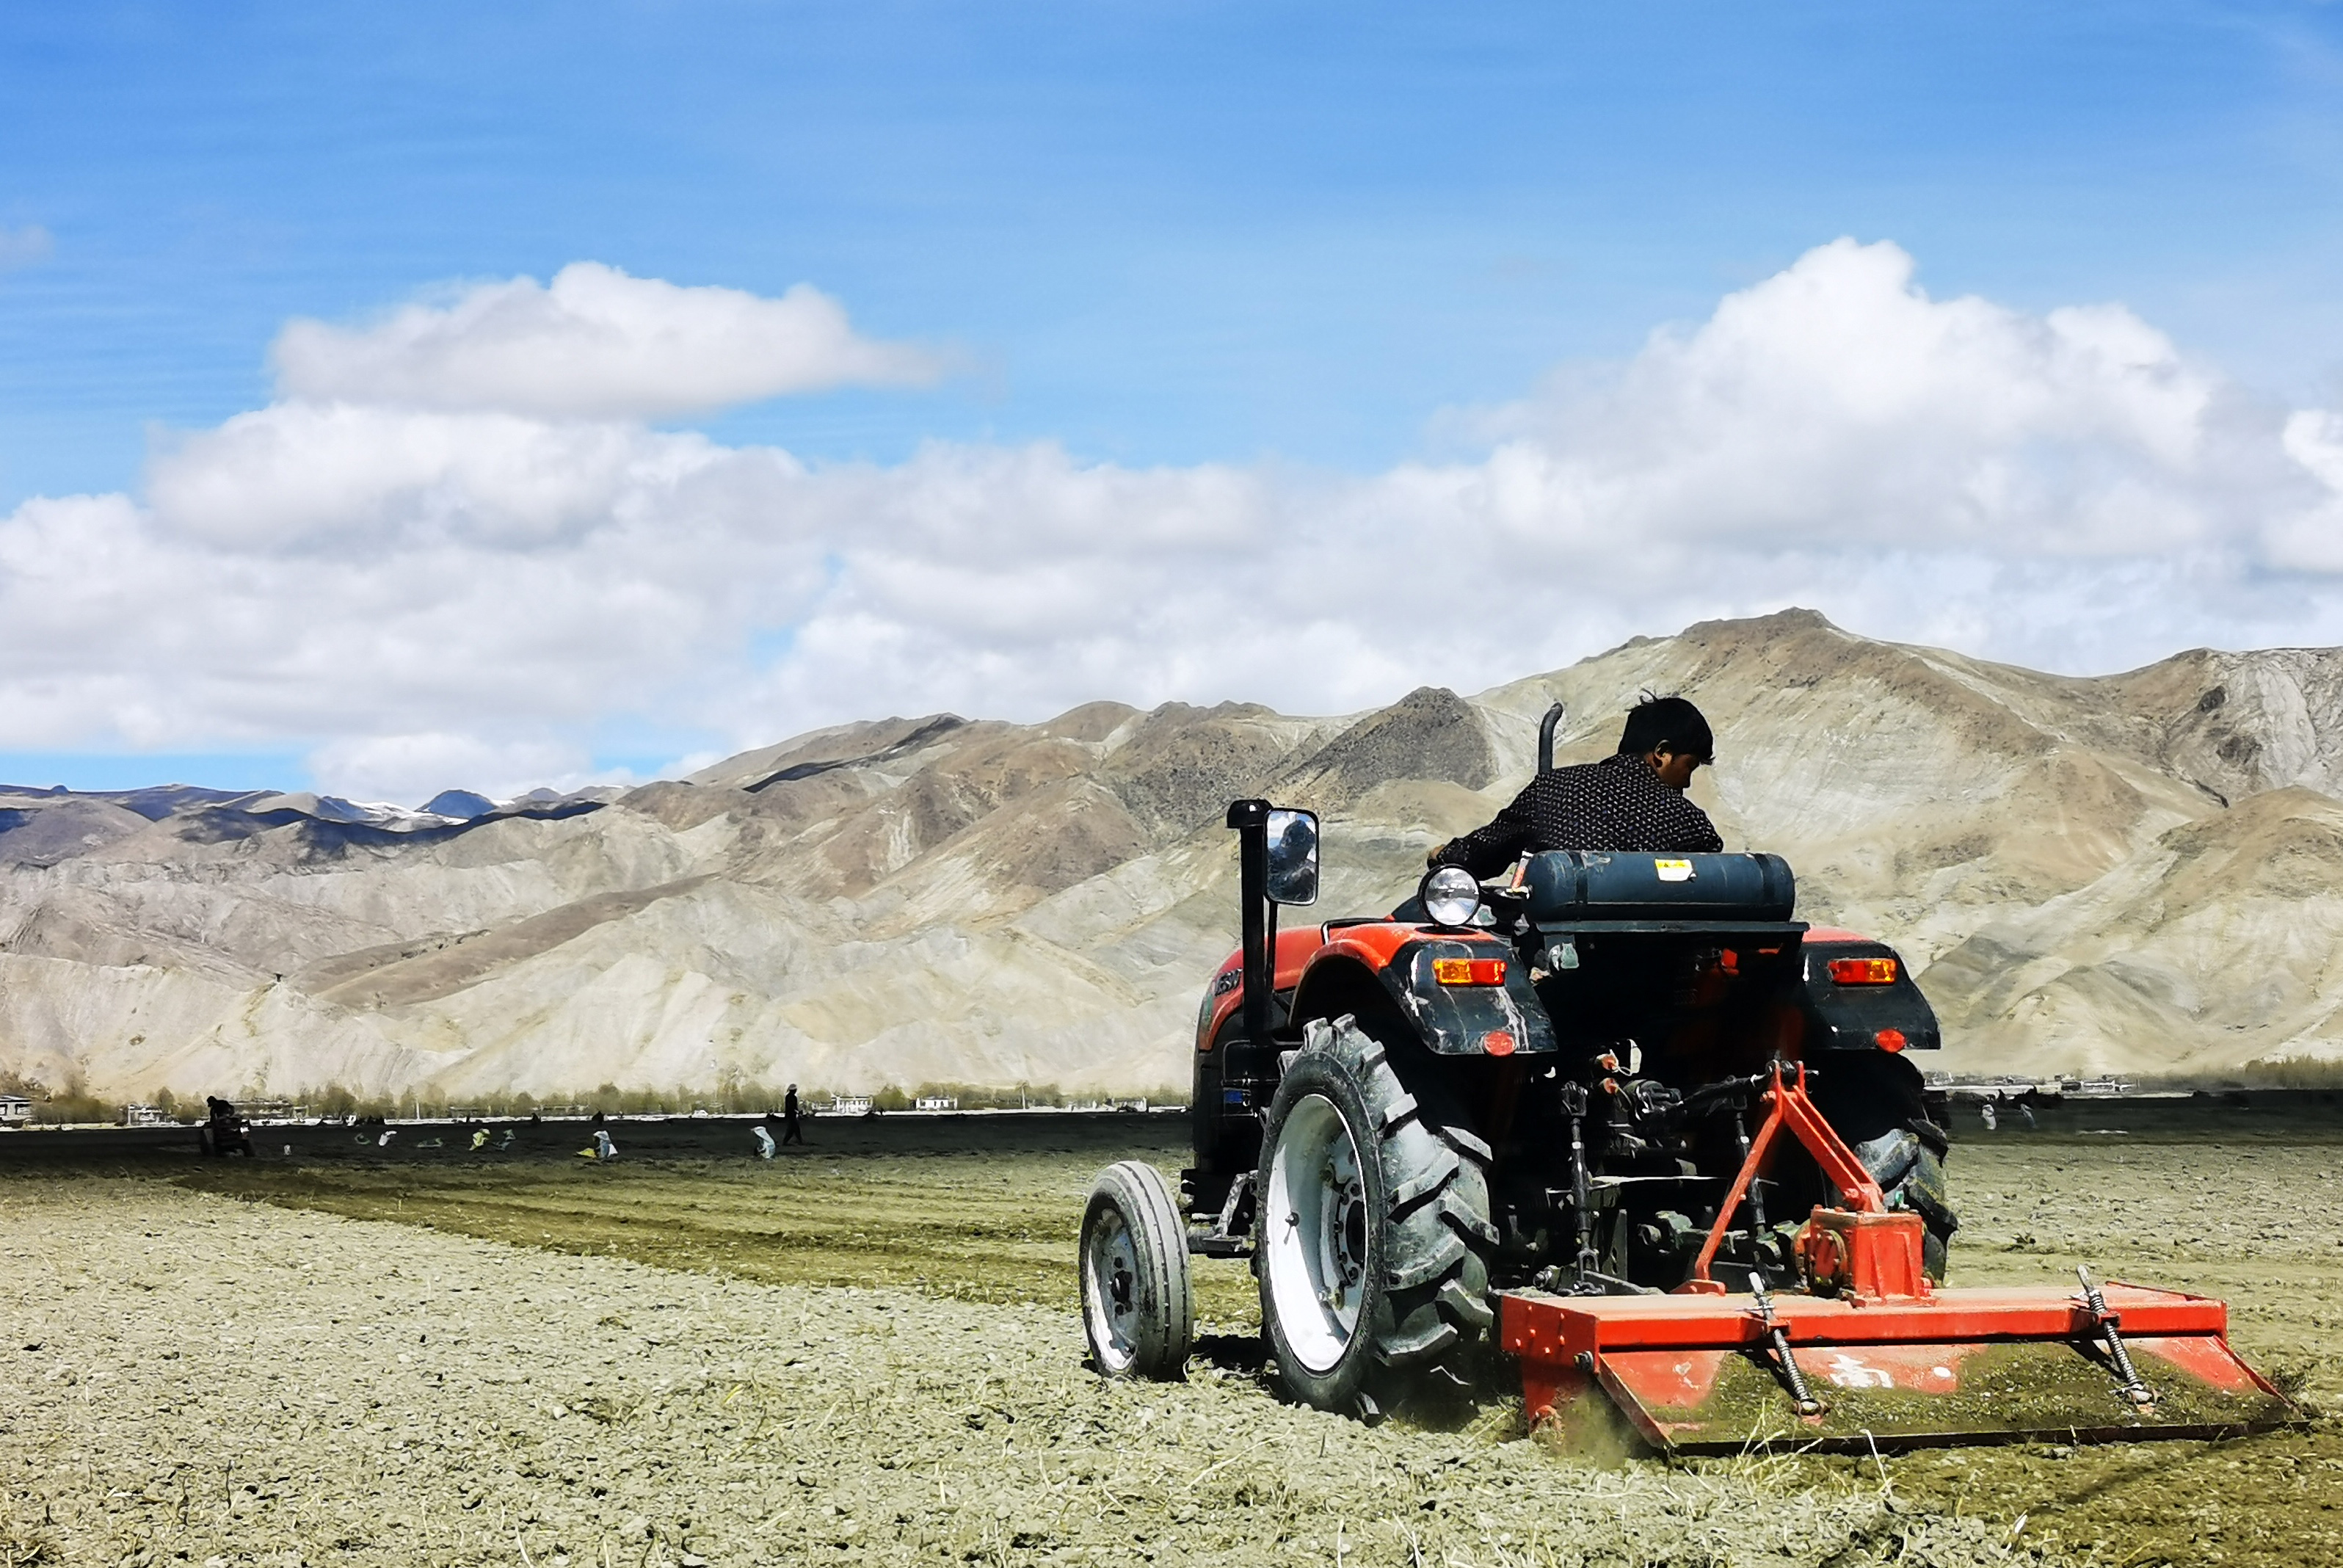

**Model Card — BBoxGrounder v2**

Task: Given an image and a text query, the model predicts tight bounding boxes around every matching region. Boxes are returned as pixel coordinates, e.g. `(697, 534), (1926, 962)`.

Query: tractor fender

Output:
(1293, 924), (1556, 1057)
(1798, 928), (1942, 1052)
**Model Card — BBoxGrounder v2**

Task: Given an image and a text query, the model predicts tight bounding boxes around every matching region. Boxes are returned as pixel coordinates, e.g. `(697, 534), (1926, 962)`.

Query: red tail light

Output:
(1434, 957), (1507, 986)
(1875, 1028), (1908, 1052)
(1829, 957), (1898, 985)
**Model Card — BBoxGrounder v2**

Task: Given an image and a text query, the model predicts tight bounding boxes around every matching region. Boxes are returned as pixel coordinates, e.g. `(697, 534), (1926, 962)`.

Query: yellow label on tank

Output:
(1655, 859), (1695, 882)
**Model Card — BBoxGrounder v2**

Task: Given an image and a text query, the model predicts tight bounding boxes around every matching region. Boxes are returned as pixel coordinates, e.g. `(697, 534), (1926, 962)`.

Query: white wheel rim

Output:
(1082, 1204), (1144, 1371)
(1264, 1092), (1370, 1375)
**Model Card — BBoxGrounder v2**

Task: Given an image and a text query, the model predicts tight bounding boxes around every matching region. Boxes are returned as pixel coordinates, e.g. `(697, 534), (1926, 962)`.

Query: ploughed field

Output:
(7, 1106), (2343, 1567)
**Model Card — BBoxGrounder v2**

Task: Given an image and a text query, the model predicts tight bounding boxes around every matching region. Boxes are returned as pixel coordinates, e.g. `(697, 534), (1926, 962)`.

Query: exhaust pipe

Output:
(1538, 702), (1566, 774)
(1224, 799), (1275, 1048)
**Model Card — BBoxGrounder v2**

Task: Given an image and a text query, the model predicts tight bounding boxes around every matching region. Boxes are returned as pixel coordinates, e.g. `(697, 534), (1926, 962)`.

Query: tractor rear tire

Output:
(1080, 1160), (1194, 1380)
(1819, 1053), (1958, 1280)
(1864, 1123), (1957, 1281)
(1257, 1015), (1494, 1418)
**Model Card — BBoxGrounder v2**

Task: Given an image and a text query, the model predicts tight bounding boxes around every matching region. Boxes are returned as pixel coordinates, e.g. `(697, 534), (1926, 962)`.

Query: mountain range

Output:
(7, 607), (2343, 1103)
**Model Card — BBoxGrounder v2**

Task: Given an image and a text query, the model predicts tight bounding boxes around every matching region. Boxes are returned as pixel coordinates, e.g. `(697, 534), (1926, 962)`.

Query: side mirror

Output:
(1265, 807), (1320, 905)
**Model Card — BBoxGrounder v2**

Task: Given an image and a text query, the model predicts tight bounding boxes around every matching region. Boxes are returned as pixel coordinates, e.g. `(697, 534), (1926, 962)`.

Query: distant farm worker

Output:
(1428, 694), (1722, 876)
(782, 1084), (804, 1145)
(753, 1123), (776, 1160)
(471, 1128), (490, 1152)
(576, 1128), (617, 1161)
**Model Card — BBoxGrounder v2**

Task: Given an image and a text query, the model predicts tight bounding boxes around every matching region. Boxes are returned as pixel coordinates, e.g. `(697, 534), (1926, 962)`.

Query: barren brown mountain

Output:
(7, 608), (2342, 1103)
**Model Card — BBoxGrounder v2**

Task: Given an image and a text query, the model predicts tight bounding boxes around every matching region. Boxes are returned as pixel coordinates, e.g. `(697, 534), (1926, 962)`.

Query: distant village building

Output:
(122, 1103), (174, 1127)
(913, 1095), (959, 1111)
(0, 1095), (30, 1126)
(823, 1096), (873, 1117)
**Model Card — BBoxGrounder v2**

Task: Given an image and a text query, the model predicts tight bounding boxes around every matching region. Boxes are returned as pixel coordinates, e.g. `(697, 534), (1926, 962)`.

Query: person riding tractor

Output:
(1432, 694), (1721, 871)
(1080, 693), (1959, 1422)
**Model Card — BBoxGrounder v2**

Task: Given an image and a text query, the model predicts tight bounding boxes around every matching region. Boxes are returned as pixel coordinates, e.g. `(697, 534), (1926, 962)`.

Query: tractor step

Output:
(1499, 1282), (2300, 1453)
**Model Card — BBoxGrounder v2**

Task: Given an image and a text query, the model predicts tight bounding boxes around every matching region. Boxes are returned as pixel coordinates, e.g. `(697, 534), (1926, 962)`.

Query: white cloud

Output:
(2271, 410), (2343, 571)
(0, 224), (52, 271)
(272, 262), (945, 419)
(5, 242), (2343, 802)
(305, 733), (605, 807)
(1453, 239), (2275, 558)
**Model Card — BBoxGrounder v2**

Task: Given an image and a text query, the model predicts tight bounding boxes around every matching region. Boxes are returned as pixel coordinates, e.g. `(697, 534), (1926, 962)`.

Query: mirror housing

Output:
(1264, 808), (1320, 906)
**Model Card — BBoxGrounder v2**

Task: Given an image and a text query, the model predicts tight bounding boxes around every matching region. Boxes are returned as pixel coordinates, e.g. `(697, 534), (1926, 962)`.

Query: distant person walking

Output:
(782, 1084), (804, 1145)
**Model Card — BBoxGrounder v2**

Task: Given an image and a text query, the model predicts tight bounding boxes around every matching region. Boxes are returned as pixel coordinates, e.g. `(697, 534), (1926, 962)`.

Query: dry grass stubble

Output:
(13, 1118), (2343, 1565)
(5, 1165), (2027, 1568)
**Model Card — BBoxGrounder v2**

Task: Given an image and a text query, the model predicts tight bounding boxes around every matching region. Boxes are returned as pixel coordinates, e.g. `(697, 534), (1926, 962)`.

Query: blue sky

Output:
(6, 1), (2340, 493)
(4, 2), (2343, 799)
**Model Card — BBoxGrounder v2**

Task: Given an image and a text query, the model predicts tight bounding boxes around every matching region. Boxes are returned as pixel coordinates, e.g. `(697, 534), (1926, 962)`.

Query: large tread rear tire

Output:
(1257, 1015), (1494, 1417)
(1080, 1161), (1194, 1380)
(1819, 1053), (1958, 1280)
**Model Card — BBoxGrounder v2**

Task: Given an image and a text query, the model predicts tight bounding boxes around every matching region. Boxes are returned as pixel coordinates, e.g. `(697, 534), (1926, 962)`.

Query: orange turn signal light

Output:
(1828, 957), (1898, 986)
(1433, 957), (1507, 986)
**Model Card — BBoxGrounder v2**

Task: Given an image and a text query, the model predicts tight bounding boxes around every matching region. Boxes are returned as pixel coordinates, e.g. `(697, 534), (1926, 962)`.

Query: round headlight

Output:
(1420, 865), (1483, 928)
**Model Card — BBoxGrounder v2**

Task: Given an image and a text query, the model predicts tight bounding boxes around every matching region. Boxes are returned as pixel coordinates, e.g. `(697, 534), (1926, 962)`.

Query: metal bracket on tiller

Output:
(1683, 1059), (1928, 1300)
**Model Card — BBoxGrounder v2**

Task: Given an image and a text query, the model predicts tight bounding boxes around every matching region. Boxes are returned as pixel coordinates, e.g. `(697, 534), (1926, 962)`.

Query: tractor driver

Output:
(1427, 694), (1722, 876)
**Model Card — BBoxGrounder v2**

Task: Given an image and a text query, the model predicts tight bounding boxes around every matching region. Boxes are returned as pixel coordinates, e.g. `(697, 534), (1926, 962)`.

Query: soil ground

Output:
(4, 1105), (2341, 1565)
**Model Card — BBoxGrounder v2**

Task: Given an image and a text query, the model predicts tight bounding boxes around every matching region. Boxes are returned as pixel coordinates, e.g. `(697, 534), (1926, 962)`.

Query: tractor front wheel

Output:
(1080, 1160), (1195, 1380)
(1257, 1017), (1494, 1418)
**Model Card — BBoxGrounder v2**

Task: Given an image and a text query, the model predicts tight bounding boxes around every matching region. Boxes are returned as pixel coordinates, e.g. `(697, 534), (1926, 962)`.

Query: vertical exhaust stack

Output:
(1538, 702), (1566, 775)
(1224, 799), (1275, 1050)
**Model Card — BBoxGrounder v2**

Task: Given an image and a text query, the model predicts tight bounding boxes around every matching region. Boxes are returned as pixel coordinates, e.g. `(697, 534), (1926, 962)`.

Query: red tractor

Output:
(1080, 720), (2292, 1448)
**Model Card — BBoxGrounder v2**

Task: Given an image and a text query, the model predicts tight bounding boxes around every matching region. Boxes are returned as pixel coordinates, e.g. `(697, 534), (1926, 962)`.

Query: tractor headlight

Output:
(1420, 865), (1483, 928)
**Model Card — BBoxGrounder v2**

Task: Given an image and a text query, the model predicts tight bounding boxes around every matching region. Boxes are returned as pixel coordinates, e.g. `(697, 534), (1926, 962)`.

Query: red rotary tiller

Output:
(1500, 1063), (2295, 1452)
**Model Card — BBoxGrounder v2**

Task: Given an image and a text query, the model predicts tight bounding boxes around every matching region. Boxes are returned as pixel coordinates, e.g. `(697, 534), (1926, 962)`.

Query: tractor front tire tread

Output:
(1080, 1159), (1195, 1382)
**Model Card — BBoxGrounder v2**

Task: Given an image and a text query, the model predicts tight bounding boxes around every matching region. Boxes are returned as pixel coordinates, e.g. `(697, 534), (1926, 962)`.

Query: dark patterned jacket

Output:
(1432, 753), (1723, 877)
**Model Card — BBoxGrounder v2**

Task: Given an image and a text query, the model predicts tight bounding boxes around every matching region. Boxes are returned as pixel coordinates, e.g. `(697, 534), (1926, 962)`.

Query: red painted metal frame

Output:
(1497, 1059), (2295, 1449)
(1508, 1281), (2233, 1368)
(1498, 1281), (2285, 1450)
(1682, 1060), (1897, 1295)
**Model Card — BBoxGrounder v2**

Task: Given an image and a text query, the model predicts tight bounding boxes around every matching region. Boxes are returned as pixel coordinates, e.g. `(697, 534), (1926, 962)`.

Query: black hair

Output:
(1616, 693), (1713, 763)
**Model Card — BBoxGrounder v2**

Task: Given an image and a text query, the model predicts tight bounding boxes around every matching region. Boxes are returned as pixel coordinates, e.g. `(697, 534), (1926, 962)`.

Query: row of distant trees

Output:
(0, 1072), (1184, 1124)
